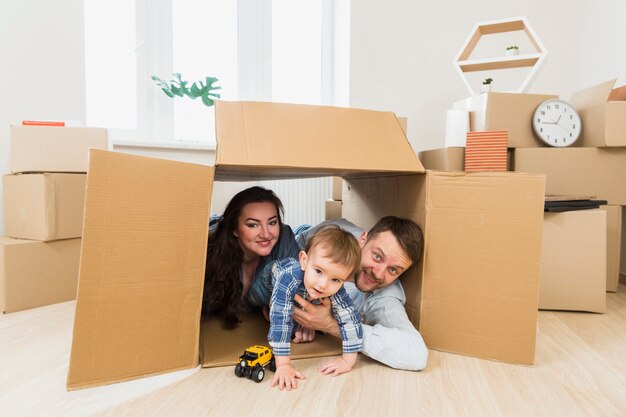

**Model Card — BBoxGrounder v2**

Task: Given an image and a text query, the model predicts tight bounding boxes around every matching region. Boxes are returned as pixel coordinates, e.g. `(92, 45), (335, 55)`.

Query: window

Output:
(84, 0), (349, 148)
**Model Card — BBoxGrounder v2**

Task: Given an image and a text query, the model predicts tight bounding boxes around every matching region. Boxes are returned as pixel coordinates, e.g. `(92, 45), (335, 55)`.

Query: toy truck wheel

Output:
(269, 357), (276, 372)
(251, 366), (264, 383)
(234, 364), (244, 378)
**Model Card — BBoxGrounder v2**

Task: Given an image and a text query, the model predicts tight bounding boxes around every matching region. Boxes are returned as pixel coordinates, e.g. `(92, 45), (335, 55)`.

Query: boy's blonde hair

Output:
(305, 225), (361, 275)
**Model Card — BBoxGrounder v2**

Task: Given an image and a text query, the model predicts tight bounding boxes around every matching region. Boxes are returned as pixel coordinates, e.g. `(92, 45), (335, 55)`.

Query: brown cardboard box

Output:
(452, 92), (557, 148)
(570, 79), (626, 147)
(10, 125), (109, 173)
(513, 147), (626, 205)
(3, 173), (86, 241)
(539, 210), (606, 313)
(1, 237), (81, 313)
(66, 101), (545, 390)
(619, 207), (626, 285)
(601, 205), (621, 292)
(325, 199), (342, 220)
(331, 176), (343, 201)
(343, 171), (544, 366)
(418, 147), (465, 171)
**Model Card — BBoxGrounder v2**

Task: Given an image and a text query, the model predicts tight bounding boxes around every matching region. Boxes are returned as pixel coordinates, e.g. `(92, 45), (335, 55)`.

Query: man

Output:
(292, 216), (428, 371)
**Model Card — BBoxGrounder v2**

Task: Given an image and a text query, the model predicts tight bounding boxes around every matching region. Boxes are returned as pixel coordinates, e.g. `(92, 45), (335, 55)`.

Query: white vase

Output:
(481, 84), (492, 93)
(506, 49), (519, 57)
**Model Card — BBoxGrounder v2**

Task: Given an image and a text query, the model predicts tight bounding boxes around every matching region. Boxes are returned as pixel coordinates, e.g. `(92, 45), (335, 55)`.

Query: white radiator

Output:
(258, 177), (331, 228)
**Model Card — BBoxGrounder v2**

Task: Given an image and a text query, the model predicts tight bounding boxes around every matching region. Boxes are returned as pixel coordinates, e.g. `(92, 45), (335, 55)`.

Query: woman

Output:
(202, 186), (300, 328)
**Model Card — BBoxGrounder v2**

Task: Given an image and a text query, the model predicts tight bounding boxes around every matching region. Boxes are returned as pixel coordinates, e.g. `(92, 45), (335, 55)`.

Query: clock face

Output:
(532, 99), (582, 147)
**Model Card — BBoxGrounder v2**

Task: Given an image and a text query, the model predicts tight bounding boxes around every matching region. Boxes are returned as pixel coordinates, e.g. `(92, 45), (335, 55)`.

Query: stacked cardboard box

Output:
(514, 79), (626, 301)
(1, 125), (108, 313)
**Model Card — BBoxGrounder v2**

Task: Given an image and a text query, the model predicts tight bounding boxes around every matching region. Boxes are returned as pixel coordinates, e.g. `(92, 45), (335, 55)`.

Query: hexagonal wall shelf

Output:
(453, 16), (547, 95)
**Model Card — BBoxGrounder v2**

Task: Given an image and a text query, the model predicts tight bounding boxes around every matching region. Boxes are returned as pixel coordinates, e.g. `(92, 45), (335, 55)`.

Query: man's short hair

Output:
(367, 216), (423, 264)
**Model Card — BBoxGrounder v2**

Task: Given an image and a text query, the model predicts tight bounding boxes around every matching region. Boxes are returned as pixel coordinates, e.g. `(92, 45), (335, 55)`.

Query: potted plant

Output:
(152, 73), (222, 107)
(481, 77), (493, 93)
(506, 45), (519, 56)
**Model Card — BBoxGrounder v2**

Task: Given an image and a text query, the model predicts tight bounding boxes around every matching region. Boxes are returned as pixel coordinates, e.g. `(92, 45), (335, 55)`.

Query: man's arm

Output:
(293, 288), (428, 371)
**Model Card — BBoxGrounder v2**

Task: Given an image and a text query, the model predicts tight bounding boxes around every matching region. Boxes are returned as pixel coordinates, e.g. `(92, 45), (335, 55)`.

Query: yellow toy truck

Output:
(234, 345), (276, 383)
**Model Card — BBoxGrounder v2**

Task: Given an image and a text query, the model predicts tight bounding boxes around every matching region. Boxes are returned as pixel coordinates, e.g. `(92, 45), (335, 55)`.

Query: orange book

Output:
(22, 120), (66, 127)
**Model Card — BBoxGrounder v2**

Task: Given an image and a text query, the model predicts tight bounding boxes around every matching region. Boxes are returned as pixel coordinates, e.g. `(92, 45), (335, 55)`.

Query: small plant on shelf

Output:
(481, 77), (493, 93)
(151, 73), (222, 107)
(506, 45), (520, 56)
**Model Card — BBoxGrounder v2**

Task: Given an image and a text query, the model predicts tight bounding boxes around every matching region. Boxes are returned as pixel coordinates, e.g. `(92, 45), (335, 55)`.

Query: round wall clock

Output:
(532, 99), (582, 147)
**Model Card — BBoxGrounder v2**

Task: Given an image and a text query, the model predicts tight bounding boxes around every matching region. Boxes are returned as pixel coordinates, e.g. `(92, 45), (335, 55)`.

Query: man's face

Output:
(354, 230), (413, 293)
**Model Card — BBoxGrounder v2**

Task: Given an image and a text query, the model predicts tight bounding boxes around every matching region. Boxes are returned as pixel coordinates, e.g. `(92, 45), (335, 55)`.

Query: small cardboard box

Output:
(3, 173), (86, 241)
(513, 147), (626, 205)
(418, 147), (465, 171)
(570, 79), (626, 147)
(601, 205), (622, 292)
(325, 199), (342, 220)
(66, 101), (545, 389)
(1, 237), (81, 313)
(10, 125), (109, 173)
(331, 176), (343, 201)
(452, 92), (557, 148)
(539, 210), (606, 313)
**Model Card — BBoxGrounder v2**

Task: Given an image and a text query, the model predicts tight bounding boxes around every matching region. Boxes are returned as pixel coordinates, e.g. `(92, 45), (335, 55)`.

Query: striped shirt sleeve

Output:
(331, 286), (363, 353)
(267, 258), (302, 356)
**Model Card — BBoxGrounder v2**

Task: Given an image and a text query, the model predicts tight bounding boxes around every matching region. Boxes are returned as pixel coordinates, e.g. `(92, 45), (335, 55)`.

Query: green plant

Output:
(483, 78), (493, 85)
(151, 73), (222, 107)
(506, 45), (519, 50)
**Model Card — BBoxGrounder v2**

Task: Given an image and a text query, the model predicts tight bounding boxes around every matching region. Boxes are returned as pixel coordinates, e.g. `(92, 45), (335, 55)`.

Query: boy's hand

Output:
(271, 363), (306, 391)
(319, 353), (357, 376)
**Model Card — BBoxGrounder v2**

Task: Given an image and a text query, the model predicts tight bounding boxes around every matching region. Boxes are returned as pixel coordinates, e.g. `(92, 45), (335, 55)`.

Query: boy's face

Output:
(299, 246), (353, 300)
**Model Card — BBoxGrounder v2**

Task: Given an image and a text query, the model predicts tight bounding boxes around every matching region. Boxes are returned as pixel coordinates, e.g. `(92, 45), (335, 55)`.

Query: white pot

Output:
(481, 84), (492, 93)
(506, 49), (519, 56)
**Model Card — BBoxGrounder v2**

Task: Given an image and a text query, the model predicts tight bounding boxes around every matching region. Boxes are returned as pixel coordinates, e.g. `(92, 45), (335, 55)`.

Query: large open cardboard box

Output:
(570, 79), (626, 147)
(67, 101), (545, 390)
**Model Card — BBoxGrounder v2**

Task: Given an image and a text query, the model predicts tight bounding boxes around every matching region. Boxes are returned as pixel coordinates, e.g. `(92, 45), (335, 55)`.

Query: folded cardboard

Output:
(325, 199), (342, 220)
(418, 147), (465, 171)
(601, 205), (621, 292)
(343, 171), (545, 365)
(1, 237), (81, 313)
(3, 173), (86, 241)
(539, 210), (606, 313)
(452, 92), (557, 148)
(67, 101), (545, 390)
(513, 147), (626, 205)
(10, 125), (109, 173)
(570, 79), (626, 147)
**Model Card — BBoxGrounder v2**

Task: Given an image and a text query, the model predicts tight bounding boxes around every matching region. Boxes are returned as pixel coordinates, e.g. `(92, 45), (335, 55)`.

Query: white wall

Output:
(0, 0), (86, 234)
(349, 0), (626, 153)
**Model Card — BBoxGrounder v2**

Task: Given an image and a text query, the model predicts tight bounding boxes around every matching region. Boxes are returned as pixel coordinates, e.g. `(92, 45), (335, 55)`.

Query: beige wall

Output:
(0, 0), (86, 234)
(349, 0), (626, 153)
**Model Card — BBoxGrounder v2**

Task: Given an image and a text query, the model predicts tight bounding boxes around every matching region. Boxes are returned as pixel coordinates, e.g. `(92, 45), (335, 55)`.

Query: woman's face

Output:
(235, 201), (281, 260)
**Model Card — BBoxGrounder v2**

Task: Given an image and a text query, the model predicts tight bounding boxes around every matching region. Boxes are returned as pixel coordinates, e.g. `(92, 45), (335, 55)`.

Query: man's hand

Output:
(292, 326), (316, 343)
(292, 295), (340, 338)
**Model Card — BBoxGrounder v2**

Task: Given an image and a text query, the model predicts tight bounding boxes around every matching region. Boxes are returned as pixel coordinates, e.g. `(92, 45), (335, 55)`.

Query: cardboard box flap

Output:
(214, 101), (424, 176)
(67, 150), (213, 390)
(608, 85), (626, 102)
(570, 79), (616, 109)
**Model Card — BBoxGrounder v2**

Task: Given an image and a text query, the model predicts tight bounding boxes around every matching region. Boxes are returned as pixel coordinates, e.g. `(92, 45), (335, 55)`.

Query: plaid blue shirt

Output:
(267, 258), (363, 356)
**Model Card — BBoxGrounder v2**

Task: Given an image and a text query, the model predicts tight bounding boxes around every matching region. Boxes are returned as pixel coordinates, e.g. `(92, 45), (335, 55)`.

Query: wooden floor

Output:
(2, 286), (625, 417)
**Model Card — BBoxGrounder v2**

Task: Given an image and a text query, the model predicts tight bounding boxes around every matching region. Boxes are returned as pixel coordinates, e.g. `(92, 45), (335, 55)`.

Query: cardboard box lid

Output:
(214, 101), (424, 180)
(67, 150), (213, 390)
(570, 79), (617, 109)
